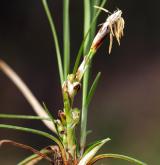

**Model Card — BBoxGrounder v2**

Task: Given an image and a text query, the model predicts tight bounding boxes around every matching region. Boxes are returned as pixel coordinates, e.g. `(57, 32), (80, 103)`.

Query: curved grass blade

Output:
(78, 138), (110, 165)
(88, 154), (147, 165)
(42, 102), (58, 134)
(42, 103), (55, 123)
(0, 59), (57, 133)
(73, 0), (107, 74)
(0, 124), (67, 163)
(86, 72), (101, 107)
(0, 140), (52, 163)
(0, 114), (50, 121)
(0, 124), (61, 146)
(41, 0), (64, 84)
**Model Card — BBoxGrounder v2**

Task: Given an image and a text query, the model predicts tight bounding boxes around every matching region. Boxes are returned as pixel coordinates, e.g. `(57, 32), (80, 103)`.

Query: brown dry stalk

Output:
(0, 59), (57, 133)
(0, 139), (52, 163)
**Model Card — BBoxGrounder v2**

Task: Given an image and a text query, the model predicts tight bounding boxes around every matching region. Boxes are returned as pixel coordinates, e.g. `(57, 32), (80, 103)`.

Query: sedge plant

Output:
(0, 0), (147, 165)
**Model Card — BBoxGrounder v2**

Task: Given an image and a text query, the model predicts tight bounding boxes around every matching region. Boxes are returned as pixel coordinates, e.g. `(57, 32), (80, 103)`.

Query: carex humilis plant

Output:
(0, 0), (147, 165)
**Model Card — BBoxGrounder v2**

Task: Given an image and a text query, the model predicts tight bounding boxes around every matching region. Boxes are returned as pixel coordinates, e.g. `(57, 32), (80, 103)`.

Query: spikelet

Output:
(91, 7), (125, 54)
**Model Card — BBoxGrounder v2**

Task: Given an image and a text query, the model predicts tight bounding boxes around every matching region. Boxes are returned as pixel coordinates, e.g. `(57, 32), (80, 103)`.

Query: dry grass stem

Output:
(0, 59), (57, 133)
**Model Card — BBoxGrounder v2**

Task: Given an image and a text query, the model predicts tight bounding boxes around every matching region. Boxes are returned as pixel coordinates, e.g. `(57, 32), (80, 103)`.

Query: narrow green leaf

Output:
(63, 0), (70, 79)
(41, 0), (64, 84)
(0, 124), (61, 146)
(80, 0), (91, 154)
(73, 0), (107, 74)
(86, 72), (101, 107)
(82, 0), (92, 115)
(78, 138), (110, 165)
(83, 0), (91, 54)
(42, 102), (58, 135)
(0, 114), (51, 121)
(42, 103), (54, 121)
(88, 154), (147, 165)
(0, 124), (67, 163)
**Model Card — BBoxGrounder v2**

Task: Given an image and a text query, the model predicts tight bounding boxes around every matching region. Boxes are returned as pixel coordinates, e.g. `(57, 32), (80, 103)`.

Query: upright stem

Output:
(63, 91), (76, 158)
(41, 0), (64, 84)
(80, 0), (91, 153)
(83, 0), (91, 54)
(63, 0), (70, 80)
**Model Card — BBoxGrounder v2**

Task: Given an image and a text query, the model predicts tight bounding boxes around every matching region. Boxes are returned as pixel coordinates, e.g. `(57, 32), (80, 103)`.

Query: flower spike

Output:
(91, 7), (125, 54)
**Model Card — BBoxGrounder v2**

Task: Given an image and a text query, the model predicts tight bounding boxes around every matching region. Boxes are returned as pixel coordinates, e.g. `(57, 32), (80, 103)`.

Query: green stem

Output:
(81, 0), (91, 152)
(63, 92), (75, 157)
(67, 122), (76, 157)
(63, 0), (70, 80)
(0, 114), (50, 120)
(41, 0), (64, 84)
(83, 0), (91, 53)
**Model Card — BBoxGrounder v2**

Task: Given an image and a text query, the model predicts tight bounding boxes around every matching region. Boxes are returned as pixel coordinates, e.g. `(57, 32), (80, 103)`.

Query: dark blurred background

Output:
(0, 0), (159, 164)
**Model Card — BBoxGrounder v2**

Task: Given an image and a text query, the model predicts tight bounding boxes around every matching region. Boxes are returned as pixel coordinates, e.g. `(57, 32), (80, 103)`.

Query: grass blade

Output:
(42, 102), (58, 134)
(0, 114), (50, 121)
(0, 124), (67, 163)
(80, 0), (91, 154)
(41, 0), (64, 84)
(0, 59), (57, 133)
(86, 72), (101, 107)
(83, 0), (91, 54)
(0, 124), (61, 145)
(63, 0), (70, 79)
(88, 154), (147, 165)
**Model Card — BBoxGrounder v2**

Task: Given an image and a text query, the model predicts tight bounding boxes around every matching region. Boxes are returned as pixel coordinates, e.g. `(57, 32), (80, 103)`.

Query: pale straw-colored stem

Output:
(0, 59), (57, 133)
